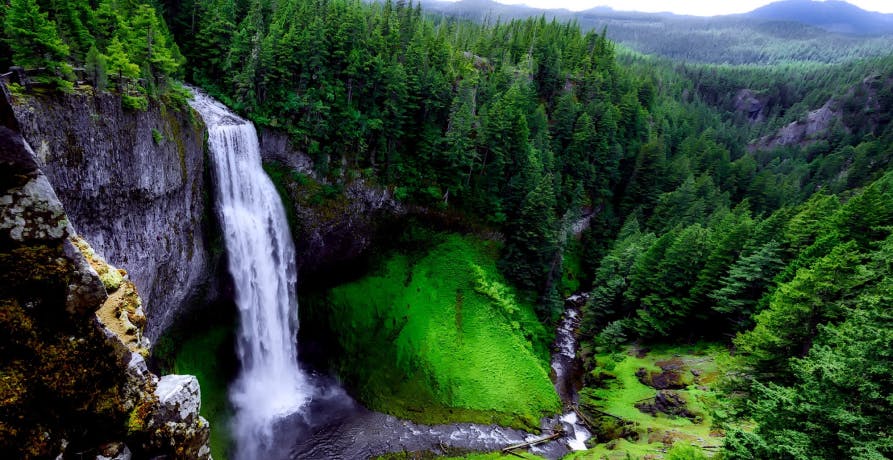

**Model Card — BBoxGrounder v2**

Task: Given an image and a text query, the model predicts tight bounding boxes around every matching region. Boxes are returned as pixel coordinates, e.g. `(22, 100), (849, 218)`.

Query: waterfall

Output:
(189, 90), (312, 459)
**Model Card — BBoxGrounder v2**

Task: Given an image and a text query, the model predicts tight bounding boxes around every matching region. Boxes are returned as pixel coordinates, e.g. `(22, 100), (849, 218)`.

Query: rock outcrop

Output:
(733, 89), (766, 123)
(8, 91), (214, 341)
(752, 100), (841, 151)
(258, 128), (405, 279)
(0, 126), (210, 459)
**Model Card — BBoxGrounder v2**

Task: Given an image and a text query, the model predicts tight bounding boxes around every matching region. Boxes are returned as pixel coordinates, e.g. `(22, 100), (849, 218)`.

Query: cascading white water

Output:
(189, 90), (312, 459)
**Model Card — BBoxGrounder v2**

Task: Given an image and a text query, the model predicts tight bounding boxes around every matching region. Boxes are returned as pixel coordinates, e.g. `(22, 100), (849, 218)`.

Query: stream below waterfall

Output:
(278, 293), (592, 459)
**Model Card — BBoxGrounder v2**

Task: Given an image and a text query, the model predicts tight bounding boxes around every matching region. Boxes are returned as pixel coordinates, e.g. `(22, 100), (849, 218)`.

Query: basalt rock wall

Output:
(9, 92), (214, 341)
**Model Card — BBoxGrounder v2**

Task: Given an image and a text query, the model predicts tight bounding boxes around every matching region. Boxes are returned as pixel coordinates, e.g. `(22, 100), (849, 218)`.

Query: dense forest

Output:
(0, 0), (184, 107)
(3, 0), (893, 458)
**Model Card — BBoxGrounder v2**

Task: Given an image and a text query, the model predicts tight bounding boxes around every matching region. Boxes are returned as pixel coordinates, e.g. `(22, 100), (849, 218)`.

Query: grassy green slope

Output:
(570, 344), (727, 459)
(323, 234), (560, 429)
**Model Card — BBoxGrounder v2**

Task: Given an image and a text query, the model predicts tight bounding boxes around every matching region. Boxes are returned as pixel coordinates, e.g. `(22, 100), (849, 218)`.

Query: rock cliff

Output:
(8, 92), (213, 341)
(258, 128), (404, 279)
(751, 100), (841, 151)
(733, 89), (767, 123)
(0, 126), (210, 458)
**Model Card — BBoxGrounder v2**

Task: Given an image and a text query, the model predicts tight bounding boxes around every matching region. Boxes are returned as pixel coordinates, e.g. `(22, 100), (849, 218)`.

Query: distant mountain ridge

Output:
(417, 0), (893, 64)
(745, 0), (893, 36)
(425, 0), (893, 36)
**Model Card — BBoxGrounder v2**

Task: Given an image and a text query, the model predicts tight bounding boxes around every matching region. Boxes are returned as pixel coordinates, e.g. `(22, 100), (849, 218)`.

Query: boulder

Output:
(154, 375), (202, 423)
(96, 442), (132, 460)
(636, 390), (698, 420)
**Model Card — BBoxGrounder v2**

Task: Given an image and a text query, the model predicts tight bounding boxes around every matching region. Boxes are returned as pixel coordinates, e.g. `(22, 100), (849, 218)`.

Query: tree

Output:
(711, 240), (784, 331)
(735, 242), (867, 377)
(441, 81), (479, 199)
(500, 148), (559, 300)
(106, 36), (140, 83)
(726, 282), (893, 460)
(128, 4), (179, 90)
(686, 206), (753, 309)
(621, 138), (666, 217)
(3, 0), (70, 86)
(630, 224), (711, 338)
(85, 45), (108, 92)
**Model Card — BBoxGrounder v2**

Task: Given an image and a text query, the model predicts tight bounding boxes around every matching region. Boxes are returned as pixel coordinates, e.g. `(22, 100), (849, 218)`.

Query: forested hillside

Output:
(3, 0), (893, 458)
(164, 0), (662, 312)
(1, 0), (183, 107)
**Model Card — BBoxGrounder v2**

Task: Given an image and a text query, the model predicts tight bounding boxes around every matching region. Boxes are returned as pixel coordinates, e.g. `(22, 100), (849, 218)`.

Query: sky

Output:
(466, 0), (893, 16)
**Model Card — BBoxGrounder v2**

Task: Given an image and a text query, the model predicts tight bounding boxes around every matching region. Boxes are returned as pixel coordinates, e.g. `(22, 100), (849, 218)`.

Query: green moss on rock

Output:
(313, 233), (560, 430)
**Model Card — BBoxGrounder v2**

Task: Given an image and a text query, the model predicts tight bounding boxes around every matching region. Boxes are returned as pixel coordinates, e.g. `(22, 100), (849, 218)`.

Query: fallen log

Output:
(573, 406), (598, 429)
(502, 431), (563, 453)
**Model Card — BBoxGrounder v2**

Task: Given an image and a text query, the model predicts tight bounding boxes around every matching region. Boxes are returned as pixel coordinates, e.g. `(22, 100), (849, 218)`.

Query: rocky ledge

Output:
(258, 127), (405, 279)
(0, 126), (210, 459)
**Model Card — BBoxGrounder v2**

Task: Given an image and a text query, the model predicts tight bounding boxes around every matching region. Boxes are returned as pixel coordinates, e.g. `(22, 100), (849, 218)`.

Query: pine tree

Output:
(3, 0), (70, 85)
(710, 240), (784, 331)
(84, 45), (108, 91)
(500, 148), (559, 298)
(735, 242), (867, 376)
(129, 4), (179, 90)
(106, 36), (140, 83)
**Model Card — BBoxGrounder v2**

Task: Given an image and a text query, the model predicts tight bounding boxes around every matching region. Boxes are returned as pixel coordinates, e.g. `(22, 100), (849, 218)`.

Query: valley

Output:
(2, 0), (892, 459)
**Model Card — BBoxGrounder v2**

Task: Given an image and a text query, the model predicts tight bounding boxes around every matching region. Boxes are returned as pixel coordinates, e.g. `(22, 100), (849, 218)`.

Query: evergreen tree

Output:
(84, 45), (108, 92)
(106, 35), (140, 86)
(3, 0), (70, 85)
(735, 242), (868, 376)
(711, 240), (784, 331)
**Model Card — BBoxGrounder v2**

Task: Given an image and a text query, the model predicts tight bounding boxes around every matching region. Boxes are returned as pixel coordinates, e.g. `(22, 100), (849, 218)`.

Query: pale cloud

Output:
(466, 0), (893, 16)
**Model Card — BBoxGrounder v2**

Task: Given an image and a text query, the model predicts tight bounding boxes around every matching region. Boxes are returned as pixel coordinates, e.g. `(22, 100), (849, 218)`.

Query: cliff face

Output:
(751, 100), (841, 151)
(0, 127), (210, 459)
(258, 128), (404, 279)
(9, 92), (213, 341)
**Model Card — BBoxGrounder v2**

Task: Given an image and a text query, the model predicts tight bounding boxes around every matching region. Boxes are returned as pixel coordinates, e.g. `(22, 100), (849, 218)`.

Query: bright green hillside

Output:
(321, 234), (560, 429)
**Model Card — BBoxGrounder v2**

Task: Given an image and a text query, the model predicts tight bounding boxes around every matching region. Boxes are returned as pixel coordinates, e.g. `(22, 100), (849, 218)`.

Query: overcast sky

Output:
(474, 0), (893, 16)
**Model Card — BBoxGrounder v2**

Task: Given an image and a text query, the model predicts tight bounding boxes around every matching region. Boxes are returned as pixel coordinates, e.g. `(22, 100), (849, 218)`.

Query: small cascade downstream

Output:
(189, 90), (313, 459)
(549, 293), (592, 451)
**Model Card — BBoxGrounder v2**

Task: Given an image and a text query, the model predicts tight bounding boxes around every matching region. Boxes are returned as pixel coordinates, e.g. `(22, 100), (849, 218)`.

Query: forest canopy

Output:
(3, 0), (893, 458)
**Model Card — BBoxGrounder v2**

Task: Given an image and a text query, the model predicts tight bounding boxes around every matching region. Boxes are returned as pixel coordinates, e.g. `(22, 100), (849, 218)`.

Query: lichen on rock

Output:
(72, 235), (149, 353)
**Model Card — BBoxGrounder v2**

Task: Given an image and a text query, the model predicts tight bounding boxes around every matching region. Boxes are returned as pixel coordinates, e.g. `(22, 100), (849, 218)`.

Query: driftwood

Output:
(573, 406), (598, 429)
(502, 431), (563, 453)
